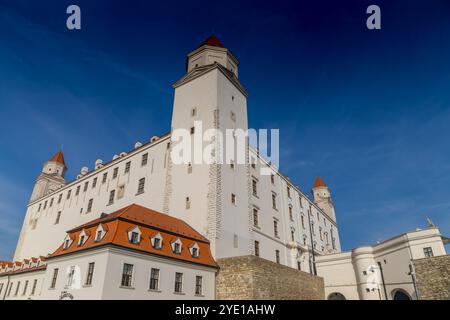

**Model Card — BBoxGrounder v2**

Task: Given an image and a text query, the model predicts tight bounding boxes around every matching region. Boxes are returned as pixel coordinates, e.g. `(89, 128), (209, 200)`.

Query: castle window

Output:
(190, 243), (200, 258)
(141, 153), (148, 166)
(85, 262), (95, 286)
(291, 230), (295, 242)
(230, 160), (235, 170)
(102, 173), (107, 184)
(187, 163), (192, 174)
(83, 182), (88, 192)
(128, 227), (141, 244)
(49, 198), (53, 207)
(299, 196), (303, 208)
(67, 190), (71, 200)
(75, 186), (80, 196)
(38, 203), (41, 212)
(125, 161), (131, 174)
(173, 242), (181, 254)
(117, 185), (125, 199)
(14, 281), (20, 296)
(151, 233), (163, 249)
(22, 280), (28, 296)
(149, 268), (160, 290)
(195, 276), (203, 296)
(190, 126), (195, 135)
(78, 235), (85, 246)
(172, 238), (182, 254)
(254, 241), (260, 257)
(273, 220), (279, 238)
(252, 178), (258, 196)
(297, 261), (302, 271)
(174, 272), (183, 293)
(43, 201), (47, 210)
(55, 211), (61, 225)
(31, 280), (37, 295)
(275, 250), (280, 264)
(58, 193), (62, 204)
(289, 205), (293, 221)
(319, 227), (323, 240)
(50, 268), (59, 289)
(137, 178), (145, 195)
(231, 193), (237, 205)
(113, 168), (118, 179)
(423, 247), (434, 258)
(108, 190), (115, 205)
(185, 197), (191, 209)
(253, 208), (259, 227)
(230, 111), (236, 122)
(272, 193), (277, 210)
(87, 199), (93, 213)
(287, 186), (291, 198)
(270, 174), (275, 184)
(191, 108), (197, 117)
(92, 177), (97, 189)
(121, 263), (134, 287)
(96, 230), (102, 241)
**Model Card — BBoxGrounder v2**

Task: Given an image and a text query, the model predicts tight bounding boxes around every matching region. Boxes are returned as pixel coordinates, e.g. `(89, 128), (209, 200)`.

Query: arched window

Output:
(327, 292), (346, 300)
(392, 289), (411, 300)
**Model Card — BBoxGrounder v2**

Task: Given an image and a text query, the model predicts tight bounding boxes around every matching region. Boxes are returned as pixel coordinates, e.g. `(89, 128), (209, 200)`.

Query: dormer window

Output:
(95, 224), (107, 242)
(78, 230), (89, 246)
(130, 232), (139, 244)
(128, 226), (141, 244)
(63, 236), (72, 250)
(171, 238), (182, 254)
(151, 233), (163, 249)
(190, 243), (200, 258)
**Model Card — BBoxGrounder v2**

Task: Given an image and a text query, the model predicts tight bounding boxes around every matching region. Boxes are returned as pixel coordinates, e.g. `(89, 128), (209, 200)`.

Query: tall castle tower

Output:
(29, 151), (67, 202)
(164, 35), (251, 258)
(311, 176), (336, 222)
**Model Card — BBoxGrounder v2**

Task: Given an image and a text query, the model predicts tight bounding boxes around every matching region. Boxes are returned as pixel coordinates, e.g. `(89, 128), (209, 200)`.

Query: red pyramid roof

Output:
(313, 176), (327, 188)
(199, 35), (224, 48)
(50, 151), (66, 166)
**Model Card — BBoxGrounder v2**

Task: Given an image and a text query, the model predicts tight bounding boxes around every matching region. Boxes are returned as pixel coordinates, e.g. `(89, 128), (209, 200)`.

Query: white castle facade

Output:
(14, 36), (341, 271)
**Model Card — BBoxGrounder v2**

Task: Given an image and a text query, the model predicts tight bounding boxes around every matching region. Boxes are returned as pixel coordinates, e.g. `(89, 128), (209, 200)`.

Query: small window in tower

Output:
(187, 163), (192, 174)
(92, 178), (97, 189)
(113, 168), (118, 179)
(185, 197), (191, 209)
(75, 186), (80, 196)
(230, 111), (236, 122)
(125, 162), (131, 174)
(108, 190), (115, 205)
(102, 173), (108, 184)
(87, 199), (93, 213)
(83, 182), (88, 192)
(191, 108), (197, 117)
(232, 95), (234, 101)
(231, 193), (237, 205)
(137, 178), (145, 195)
(190, 127), (195, 135)
(141, 153), (148, 166)
(67, 190), (71, 200)
(55, 212), (61, 225)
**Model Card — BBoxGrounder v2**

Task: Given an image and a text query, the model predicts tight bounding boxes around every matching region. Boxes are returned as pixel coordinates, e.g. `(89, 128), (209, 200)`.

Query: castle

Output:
(0, 36), (340, 299)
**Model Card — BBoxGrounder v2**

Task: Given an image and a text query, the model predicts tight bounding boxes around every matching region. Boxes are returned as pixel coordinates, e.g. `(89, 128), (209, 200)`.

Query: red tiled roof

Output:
(199, 35), (224, 48)
(50, 150), (66, 166)
(50, 204), (217, 268)
(313, 176), (327, 188)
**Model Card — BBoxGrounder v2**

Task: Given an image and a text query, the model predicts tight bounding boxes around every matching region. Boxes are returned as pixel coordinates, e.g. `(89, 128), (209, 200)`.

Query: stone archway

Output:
(327, 292), (346, 300)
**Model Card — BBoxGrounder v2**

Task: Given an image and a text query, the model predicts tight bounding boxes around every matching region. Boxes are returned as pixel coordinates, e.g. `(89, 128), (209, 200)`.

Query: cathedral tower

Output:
(311, 176), (337, 222)
(29, 151), (67, 202)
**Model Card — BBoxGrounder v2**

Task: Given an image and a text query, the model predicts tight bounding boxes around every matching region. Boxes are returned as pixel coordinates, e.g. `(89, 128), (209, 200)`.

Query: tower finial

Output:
(426, 216), (436, 228)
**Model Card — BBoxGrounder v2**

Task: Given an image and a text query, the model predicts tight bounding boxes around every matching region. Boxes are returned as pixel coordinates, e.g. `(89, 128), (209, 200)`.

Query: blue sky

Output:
(1, 0), (449, 260)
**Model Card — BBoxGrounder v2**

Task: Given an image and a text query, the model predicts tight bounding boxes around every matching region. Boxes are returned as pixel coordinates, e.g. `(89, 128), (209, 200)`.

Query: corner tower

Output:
(311, 176), (337, 222)
(164, 35), (251, 258)
(30, 151), (67, 202)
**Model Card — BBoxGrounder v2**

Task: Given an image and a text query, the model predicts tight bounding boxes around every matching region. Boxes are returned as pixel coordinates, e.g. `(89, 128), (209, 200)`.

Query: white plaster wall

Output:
(14, 136), (170, 261)
(101, 248), (216, 300)
(0, 270), (46, 300)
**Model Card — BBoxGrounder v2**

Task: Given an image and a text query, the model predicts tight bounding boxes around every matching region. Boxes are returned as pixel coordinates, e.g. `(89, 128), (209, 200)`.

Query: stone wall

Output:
(216, 255), (324, 300)
(414, 254), (450, 300)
